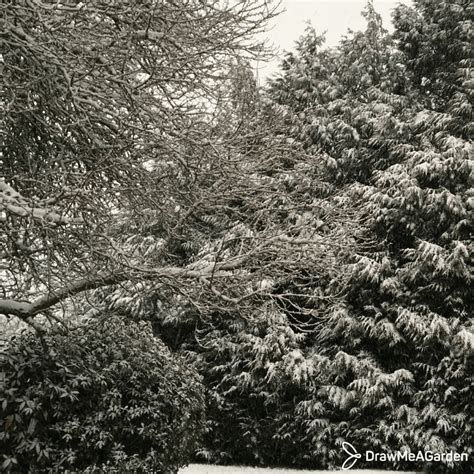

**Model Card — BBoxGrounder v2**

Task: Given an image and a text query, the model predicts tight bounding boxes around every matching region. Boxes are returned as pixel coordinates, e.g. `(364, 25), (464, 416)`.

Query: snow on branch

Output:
(0, 179), (84, 226)
(0, 256), (249, 321)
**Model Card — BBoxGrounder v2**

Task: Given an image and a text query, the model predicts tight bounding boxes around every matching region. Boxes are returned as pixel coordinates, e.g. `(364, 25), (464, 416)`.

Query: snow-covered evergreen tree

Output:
(265, 1), (473, 471)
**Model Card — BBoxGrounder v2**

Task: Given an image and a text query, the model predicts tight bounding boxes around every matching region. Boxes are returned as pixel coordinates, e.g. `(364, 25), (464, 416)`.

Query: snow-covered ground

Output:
(180, 464), (420, 473)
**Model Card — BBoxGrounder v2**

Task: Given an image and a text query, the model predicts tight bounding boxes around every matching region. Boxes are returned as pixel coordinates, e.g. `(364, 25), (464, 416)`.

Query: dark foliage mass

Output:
(0, 317), (205, 472)
(1, 0), (472, 473)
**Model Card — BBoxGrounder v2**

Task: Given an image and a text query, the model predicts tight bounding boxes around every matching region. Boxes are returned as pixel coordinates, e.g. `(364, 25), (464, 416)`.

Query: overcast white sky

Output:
(257, 0), (413, 81)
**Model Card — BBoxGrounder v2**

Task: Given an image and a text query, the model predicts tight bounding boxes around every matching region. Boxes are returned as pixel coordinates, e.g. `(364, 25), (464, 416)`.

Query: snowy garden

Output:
(1, 0), (471, 473)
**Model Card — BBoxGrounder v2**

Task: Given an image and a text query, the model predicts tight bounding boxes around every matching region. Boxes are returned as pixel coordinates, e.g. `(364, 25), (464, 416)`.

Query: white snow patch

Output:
(180, 465), (420, 474)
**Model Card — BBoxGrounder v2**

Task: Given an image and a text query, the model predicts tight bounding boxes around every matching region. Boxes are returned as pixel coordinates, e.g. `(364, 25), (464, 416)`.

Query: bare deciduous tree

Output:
(0, 0), (358, 330)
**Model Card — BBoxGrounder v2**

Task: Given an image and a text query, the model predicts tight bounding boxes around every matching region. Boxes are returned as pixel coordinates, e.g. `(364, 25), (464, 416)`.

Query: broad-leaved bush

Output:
(0, 317), (205, 473)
